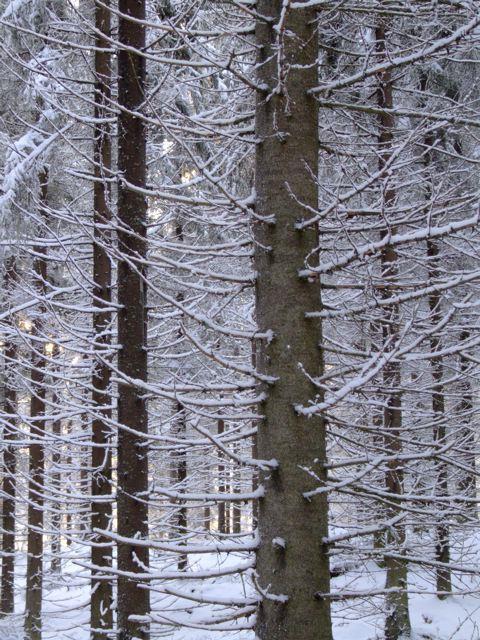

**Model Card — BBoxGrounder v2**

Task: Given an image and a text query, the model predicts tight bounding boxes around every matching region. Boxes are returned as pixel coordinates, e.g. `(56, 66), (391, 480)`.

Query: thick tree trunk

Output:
(90, 9), (114, 614)
(25, 172), (49, 640)
(254, 4), (332, 640)
(116, 0), (150, 635)
(375, 23), (411, 640)
(0, 256), (18, 616)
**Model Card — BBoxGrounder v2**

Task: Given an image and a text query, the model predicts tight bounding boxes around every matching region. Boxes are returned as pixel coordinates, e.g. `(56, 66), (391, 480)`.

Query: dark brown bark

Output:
(0, 256), (18, 616)
(25, 172), (49, 640)
(116, 0), (150, 635)
(375, 24), (411, 640)
(254, 4), (332, 640)
(91, 59), (115, 618)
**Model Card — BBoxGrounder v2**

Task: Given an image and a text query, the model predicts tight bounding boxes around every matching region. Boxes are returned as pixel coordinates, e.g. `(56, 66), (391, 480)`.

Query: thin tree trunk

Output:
(64, 420), (73, 546)
(0, 256), (18, 615)
(203, 460), (211, 531)
(217, 418), (228, 535)
(170, 403), (187, 570)
(50, 391), (62, 574)
(254, 4), (332, 639)
(426, 238), (451, 596)
(372, 408), (386, 562)
(79, 412), (90, 536)
(458, 331), (476, 517)
(375, 23), (411, 640)
(251, 342), (258, 529)
(116, 0), (150, 634)
(169, 247), (187, 570)
(420, 71), (451, 594)
(232, 448), (242, 535)
(25, 171), (49, 640)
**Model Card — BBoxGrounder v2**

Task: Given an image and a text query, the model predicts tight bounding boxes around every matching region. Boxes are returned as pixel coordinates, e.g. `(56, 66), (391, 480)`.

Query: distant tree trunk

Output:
(375, 23), (411, 640)
(254, 4), (332, 640)
(169, 255), (187, 570)
(0, 256), (18, 615)
(458, 331), (476, 517)
(25, 171), (49, 640)
(64, 420), (73, 546)
(203, 502), (211, 531)
(420, 72), (451, 595)
(426, 238), (451, 597)
(170, 403), (187, 570)
(251, 342), (258, 528)
(203, 462), (211, 531)
(217, 418), (228, 535)
(50, 391), (62, 574)
(372, 407), (386, 562)
(116, 0), (150, 635)
(78, 412), (90, 536)
(232, 449), (242, 535)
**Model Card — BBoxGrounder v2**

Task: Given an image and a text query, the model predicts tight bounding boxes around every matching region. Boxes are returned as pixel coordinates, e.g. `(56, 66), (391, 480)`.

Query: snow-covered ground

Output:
(1, 546), (480, 639)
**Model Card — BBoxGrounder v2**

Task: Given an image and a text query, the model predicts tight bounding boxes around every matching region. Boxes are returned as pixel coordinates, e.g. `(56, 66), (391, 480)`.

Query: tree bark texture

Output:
(375, 23), (411, 640)
(91, 0), (114, 635)
(0, 256), (18, 616)
(116, 0), (150, 636)
(254, 4), (333, 640)
(25, 173), (49, 640)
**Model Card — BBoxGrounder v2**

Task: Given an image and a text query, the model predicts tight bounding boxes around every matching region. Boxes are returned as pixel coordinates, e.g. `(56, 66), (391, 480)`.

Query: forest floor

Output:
(0, 542), (479, 639)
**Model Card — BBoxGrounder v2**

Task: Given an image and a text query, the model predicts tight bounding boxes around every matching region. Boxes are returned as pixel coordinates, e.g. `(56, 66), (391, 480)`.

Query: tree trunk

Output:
(426, 239), (451, 597)
(64, 420), (73, 546)
(372, 407), (386, 563)
(375, 23), (411, 640)
(254, 4), (332, 640)
(251, 342), (259, 529)
(420, 71), (451, 595)
(458, 331), (476, 518)
(50, 391), (62, 574)
(217, 418), (228, 535)
(232, 448), (242, 535)
(116, 0), (150, 635)
(25, 171), (49, 640)
(90, 45), (113, 616)
(170, 403), (187, 570)
(90, 2), (114, 629)
(0, 256), (18, 616)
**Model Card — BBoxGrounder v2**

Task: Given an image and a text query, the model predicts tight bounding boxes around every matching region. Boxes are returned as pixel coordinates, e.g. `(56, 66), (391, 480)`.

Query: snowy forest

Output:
(0, 0), (479, 639)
